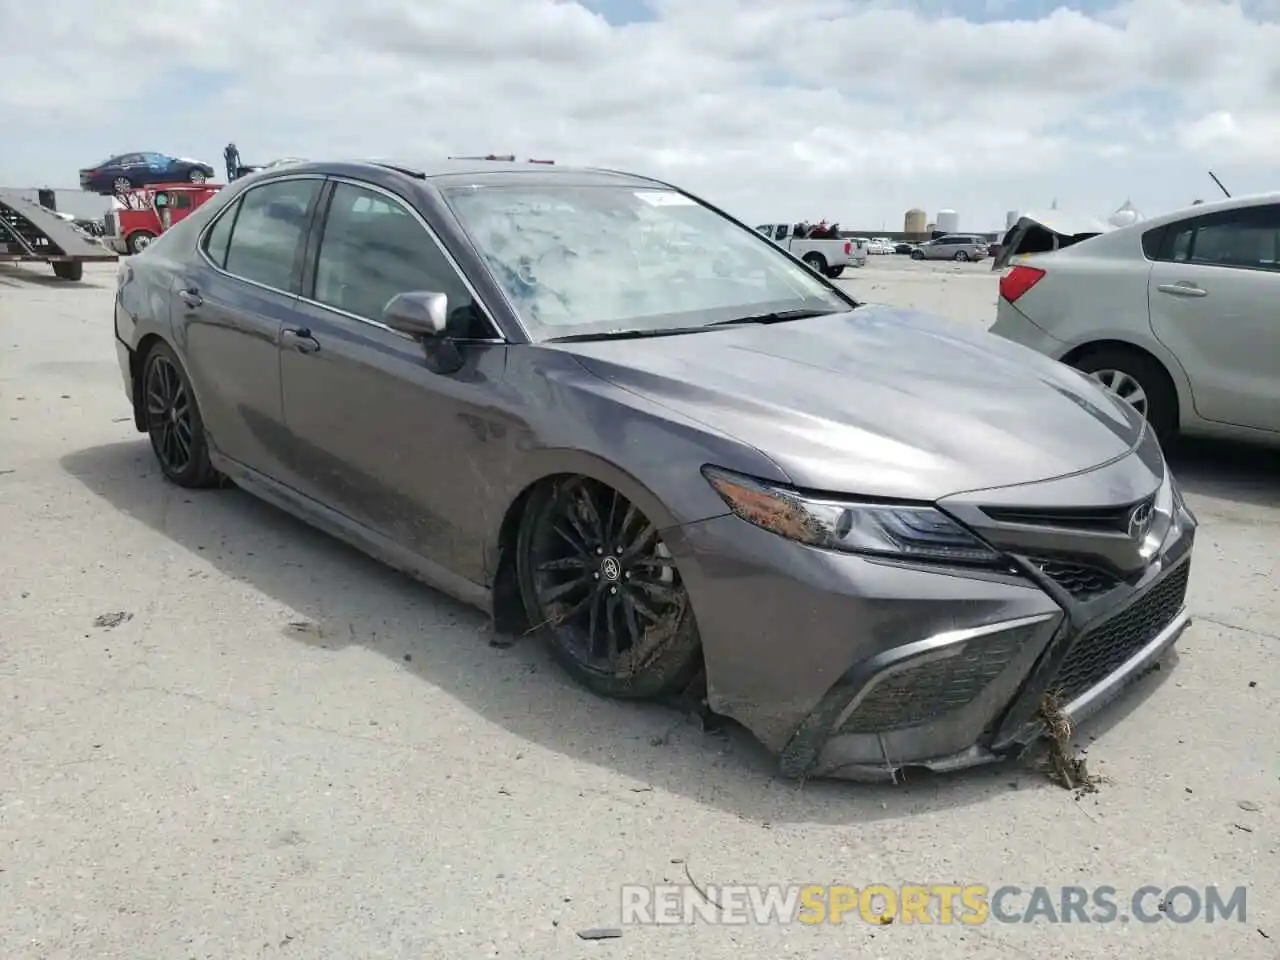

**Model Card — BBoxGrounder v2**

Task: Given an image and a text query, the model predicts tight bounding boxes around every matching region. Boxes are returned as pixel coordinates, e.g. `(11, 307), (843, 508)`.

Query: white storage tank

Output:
(936, 209), (959, 234)
(1108, 199), (1142, 228)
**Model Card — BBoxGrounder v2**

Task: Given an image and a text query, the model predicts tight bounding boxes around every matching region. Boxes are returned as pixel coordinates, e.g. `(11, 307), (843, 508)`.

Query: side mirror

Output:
(383, 291), (448, 338)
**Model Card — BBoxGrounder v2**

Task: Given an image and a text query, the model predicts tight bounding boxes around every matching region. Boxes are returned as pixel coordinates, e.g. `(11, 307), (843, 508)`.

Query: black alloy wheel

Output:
(516, 476), (702, 699)
(142, 343), (220, 487)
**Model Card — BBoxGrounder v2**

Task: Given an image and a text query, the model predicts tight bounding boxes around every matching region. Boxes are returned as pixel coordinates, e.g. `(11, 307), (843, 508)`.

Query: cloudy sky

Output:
(3, 0), (1277, 231)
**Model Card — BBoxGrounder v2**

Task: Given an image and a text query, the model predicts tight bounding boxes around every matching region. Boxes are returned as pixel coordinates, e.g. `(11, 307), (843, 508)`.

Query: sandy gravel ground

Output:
(1, 260), (1277, 959)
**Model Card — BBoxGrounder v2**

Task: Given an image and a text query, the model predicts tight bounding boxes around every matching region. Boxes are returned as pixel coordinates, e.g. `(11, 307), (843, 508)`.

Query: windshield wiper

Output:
(709, 307), (841, 327)
(545, 325), (712, 343)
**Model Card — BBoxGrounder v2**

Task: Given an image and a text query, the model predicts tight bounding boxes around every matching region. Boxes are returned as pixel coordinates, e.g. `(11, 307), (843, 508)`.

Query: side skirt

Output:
(209, 447), (493, 616)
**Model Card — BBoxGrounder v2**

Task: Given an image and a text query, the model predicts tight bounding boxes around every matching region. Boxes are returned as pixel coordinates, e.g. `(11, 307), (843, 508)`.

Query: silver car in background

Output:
(912, 234), (990, 262)
(990, 192), (1280, 445)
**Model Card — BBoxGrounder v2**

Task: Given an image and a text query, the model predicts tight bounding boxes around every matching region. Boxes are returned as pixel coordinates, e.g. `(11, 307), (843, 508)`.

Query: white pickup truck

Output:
(754, 222), (866, 278)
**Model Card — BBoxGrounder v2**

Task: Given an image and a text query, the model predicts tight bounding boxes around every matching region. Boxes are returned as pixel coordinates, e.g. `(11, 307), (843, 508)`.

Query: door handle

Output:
(178, 287), (202, 308)
(281, 327), (321, 354)
(1156, 282), (1207, 298)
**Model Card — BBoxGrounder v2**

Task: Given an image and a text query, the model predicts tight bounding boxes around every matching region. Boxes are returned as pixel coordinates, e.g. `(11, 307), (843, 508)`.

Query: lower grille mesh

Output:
(1028, 556), (1119, 601)
(838, 626), (1036, 734)
(1048, 561), (1190, 703)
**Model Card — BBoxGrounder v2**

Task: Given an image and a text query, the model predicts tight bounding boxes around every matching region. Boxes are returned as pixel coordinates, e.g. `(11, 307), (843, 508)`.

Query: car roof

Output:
(270, 158), (674, 190)
(1110, 190), (1280, 234)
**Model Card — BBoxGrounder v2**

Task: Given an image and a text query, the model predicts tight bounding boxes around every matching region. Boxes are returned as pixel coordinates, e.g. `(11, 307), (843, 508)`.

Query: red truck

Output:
(103, 182), (222, 255)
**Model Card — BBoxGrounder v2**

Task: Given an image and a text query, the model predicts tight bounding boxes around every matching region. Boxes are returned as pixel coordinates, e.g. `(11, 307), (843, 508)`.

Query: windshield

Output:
(440, 183), (851, 340)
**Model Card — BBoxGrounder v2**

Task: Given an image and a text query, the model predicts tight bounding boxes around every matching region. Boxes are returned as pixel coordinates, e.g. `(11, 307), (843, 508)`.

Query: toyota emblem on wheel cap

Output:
(1127, 500), (1154, 542)
(600, 556), (621, 581)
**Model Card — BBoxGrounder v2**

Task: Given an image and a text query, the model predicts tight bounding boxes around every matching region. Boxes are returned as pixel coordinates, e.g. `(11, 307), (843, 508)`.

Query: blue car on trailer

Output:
(79, 152), (216, 196)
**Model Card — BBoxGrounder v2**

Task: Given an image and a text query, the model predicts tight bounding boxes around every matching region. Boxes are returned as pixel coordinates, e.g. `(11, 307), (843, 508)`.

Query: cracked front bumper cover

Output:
(671, 462), (1195, 782)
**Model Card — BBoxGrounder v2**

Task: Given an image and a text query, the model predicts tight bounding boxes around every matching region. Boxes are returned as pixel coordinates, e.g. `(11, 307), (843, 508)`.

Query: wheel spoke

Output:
(631, 579), (683, 605)
(539, 574), (592, 605)
(627, 589), (663, 624)
(549, 591), (593, 626)
(536, 555), (588, 573)
(603, 592), (621, 667)
(161, 423), (177, 465)
(173, 423), (192, 461)
(552, 523), (590, 557)
(604, 488), (619, 546)
(622, 522), (657, 560)
(572, 482), (606, 544)
(620, 594), (644, 652)
(586, 589), (604, 658)
(615, 502), (639, 544)
(557, 484), (597, 550)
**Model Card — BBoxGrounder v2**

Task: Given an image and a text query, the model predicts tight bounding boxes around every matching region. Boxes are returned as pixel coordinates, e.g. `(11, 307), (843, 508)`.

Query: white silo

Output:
(936, 209), (959, 234)
(1005, 210), (1019, 230)
(1108, 199), (1142, 228)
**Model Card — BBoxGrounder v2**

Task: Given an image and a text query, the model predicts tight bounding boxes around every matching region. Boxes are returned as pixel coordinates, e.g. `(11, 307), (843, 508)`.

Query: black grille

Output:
(1027, 556), (1119, 601)
(1047, 561), (1189, 703)
(838, 626), (1033, 734)
(103, 212), (117, 237)
(983, 496), (1154, 534)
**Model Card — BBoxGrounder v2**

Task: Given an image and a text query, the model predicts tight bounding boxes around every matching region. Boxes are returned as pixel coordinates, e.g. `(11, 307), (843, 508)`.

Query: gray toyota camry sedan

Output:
(112, 158), (1196, 780)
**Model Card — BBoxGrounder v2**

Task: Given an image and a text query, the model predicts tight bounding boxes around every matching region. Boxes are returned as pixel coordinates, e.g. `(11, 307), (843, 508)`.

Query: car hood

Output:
(562, 306), (1143, 500)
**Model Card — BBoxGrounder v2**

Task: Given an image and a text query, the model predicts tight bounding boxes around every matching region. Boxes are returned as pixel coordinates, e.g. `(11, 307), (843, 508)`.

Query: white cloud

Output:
(1, 0), (1276, 230)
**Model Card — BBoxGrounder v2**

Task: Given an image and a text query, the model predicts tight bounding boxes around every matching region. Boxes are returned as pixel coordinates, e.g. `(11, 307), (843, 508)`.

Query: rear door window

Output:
(221, 178), (321, 291)
(203, 202), (237, 268)
(1157, 205), (1280, 271)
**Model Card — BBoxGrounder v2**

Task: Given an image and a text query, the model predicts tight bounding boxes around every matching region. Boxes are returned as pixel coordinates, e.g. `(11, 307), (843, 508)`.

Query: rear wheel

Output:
(516, 477), (702, 699)
(112, 176), (133, 195)
(127, 230), (156, 255)
(189, 169), (207, 183)
(142, 342), (222, 488)
(1071, 347), (1178, 442)
(802, 252), (827, 274)
(824, 265), (844, 279)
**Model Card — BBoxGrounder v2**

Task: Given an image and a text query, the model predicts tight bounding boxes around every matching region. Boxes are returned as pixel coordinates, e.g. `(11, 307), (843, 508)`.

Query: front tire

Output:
(141, 342), (222, 488)
(955, 250), (969, 261)
(515, 477), (702, 700)
(127, 230), (156, 255)
(112, 176), (134, 195)
(911, 249), (925, 260)
(1071, 346), (1179, 442)
(189, 169), (207, 183)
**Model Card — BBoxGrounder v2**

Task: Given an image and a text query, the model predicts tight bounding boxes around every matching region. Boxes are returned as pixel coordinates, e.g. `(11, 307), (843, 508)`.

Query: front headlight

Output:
(702, 466), (1001, 564)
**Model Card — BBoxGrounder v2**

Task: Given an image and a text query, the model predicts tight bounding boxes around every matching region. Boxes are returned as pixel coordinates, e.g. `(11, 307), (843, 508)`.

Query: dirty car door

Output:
(279, 179), (509, 582)
(177, 175), (323, 480)
(1147, 203), (1280, 432)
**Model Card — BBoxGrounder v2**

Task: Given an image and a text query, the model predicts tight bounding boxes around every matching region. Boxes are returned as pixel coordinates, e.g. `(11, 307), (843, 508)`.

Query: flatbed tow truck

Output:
(0, 188), (117, 280)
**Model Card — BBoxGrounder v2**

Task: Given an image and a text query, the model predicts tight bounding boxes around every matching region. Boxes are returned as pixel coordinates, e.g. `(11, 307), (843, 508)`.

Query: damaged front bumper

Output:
(669, 456), (1196, 782)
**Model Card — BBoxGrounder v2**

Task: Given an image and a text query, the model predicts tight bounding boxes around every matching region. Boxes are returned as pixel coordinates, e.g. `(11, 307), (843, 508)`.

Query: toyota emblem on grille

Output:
(1127, 500), (1154, 542)
(600, 556), (621, 581)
